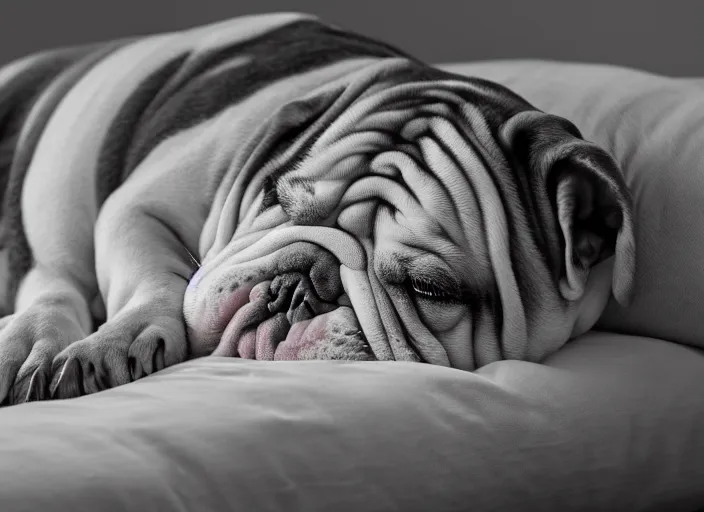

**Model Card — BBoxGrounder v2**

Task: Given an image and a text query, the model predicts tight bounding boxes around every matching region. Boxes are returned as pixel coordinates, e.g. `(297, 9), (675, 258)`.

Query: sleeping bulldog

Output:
(0, 13), (635, 405)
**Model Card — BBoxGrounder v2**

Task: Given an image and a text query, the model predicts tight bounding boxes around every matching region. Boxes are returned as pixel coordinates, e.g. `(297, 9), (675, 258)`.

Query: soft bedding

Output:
(0, 332), (702, 512)
(1, 56), (704, 511)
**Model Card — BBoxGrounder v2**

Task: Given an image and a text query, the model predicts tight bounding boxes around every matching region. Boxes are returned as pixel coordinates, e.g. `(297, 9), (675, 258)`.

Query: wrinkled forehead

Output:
(201, 59), (536, 266)
(266, 83), (507, 290)
(274, 73), (520, 240)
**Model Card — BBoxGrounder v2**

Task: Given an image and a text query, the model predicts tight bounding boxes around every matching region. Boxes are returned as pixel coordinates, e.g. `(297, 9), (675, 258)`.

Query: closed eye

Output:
(407, 276), (463, 304)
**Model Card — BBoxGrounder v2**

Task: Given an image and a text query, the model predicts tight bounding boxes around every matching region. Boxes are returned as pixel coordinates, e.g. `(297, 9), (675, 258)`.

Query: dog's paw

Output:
(49, 308), (187, 400)
(0, 305), (87, 405)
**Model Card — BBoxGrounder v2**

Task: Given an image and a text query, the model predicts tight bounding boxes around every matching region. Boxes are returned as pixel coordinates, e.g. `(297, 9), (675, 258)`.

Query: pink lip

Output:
(216, 284), (256, 330)
(273, 311), (335, 360)
(208, 279), (365, 361)
(213, 283), (270, 357)
(255, 313), (290, 359)
(212, 284), (332, 359)
(220, 312), (292, 360)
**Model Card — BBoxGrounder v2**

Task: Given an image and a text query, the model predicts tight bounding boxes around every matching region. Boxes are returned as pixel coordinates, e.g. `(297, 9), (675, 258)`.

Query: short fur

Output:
(0, 13), (634, 405)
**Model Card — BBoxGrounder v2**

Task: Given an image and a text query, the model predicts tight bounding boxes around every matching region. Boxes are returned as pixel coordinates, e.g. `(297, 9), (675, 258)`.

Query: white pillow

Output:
(0, 331), (702, 511)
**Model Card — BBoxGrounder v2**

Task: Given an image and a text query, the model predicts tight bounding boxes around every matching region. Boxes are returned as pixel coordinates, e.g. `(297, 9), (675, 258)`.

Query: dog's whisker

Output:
(183, 245), (201, 269)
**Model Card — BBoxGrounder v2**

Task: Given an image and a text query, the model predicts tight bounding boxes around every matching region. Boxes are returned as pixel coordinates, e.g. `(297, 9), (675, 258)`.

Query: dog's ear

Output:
(548, 144), (636, 306)
(503, 111), (636, 306)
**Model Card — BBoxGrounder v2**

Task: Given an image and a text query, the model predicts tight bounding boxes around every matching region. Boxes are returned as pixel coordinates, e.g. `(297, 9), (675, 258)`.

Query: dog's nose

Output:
(268, 273), (337, 325)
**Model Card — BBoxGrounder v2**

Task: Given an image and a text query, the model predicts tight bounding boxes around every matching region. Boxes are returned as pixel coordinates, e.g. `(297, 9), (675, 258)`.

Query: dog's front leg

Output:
(48, 195), (200, 399)
(48, 160), (209, 399)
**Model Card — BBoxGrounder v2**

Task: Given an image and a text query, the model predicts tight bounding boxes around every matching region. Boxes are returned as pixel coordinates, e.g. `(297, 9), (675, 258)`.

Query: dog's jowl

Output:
(0, 13), (635, 405)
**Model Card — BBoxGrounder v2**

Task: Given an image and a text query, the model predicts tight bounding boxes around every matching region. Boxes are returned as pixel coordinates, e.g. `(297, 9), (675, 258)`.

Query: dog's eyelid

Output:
(407, 271), (463, 302)
(408, 262), (462, 293)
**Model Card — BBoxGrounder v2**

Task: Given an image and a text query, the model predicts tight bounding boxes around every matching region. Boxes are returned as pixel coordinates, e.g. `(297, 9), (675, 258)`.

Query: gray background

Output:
(0, 0), (701, 76)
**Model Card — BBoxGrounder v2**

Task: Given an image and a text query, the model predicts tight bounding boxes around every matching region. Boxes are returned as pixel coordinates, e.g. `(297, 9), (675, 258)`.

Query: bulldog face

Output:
(182, 64), (636, 370)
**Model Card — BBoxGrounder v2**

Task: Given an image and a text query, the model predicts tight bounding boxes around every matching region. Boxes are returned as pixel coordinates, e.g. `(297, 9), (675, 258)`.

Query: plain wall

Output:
(0, 0), (701, 76)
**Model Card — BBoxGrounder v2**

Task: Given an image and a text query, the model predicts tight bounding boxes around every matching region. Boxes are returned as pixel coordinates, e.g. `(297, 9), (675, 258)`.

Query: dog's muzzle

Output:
(184, 240), (375, 361)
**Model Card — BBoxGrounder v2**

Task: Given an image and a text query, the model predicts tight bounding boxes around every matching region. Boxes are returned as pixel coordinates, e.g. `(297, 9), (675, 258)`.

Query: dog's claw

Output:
(9, 365), (41, 405)
(25, 367), (46, 402)
(49, 359), (68, 398)
(50, 358), (83, 399)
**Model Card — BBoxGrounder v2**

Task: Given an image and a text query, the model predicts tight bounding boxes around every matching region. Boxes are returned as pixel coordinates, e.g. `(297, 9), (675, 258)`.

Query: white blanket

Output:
(0, 332), (702, 511)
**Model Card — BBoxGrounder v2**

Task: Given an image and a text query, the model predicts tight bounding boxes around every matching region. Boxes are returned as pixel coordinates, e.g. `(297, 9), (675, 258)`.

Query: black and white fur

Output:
(0, 13), (635, 405)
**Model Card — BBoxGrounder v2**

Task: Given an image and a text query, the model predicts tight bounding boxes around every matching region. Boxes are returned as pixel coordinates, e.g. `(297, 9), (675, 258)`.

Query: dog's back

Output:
(0, 46), (107, 314)
(0, 14), (420, 318)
